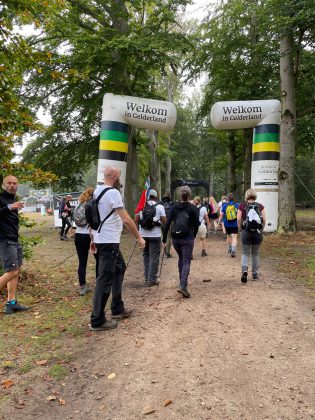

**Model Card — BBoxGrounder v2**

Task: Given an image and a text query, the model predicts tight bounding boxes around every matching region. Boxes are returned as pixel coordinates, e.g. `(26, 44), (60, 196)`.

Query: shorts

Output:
(197, 224), (207, 239)
(0, 241), (23, 272)
(225, 226), (238, 235)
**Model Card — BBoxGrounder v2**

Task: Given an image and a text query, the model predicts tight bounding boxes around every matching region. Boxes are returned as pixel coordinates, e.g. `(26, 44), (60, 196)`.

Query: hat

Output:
(149, 189), (158, 198)
(179, 185), (191, 196)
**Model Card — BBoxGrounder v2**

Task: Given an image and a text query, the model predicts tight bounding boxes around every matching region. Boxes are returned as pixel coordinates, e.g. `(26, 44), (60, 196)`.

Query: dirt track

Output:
(2, 232), (315, 419)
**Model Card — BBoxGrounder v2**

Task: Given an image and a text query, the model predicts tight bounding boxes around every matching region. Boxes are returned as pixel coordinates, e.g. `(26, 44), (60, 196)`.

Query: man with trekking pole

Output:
(134, 189), (166, 287)
(89, 166), (145, 332)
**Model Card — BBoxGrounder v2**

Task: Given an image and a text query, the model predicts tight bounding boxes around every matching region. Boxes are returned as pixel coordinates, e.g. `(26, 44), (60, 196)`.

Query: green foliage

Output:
(21, 0), (192, 190)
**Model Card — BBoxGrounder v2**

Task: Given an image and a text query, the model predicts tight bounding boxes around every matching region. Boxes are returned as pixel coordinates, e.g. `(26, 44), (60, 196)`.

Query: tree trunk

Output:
(165, 134), (172, 194)
(278, 34), (297, 233)
(209, 171), (214, 196)
(243, 128), (252, 196)
(227, 131), (237, 194)
(148, 129), (161, 196)
(125, 129), (138, 214)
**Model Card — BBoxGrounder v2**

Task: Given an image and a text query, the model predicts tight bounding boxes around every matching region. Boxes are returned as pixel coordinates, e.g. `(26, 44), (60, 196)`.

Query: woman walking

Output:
(162, 186), (199, 298)
(237, 189), (266, 283)
(59, 194), (73, 240)
(73, 187), (94, 295)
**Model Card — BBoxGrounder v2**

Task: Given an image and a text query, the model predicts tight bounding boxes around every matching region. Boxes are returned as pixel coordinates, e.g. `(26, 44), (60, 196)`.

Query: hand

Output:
(138, 237), (146, 249)
(10, 202), (24, 210)
(90, 242), (97, 254)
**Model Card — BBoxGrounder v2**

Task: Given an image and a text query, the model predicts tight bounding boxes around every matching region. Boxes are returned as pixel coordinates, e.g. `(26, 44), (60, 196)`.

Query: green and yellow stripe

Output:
(252, 124), (280, 161)
(98, 121), (129, 161)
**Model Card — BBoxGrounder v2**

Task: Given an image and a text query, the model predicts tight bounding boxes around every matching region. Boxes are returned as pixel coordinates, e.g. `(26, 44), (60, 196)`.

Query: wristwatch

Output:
(7, 204), (13, 210)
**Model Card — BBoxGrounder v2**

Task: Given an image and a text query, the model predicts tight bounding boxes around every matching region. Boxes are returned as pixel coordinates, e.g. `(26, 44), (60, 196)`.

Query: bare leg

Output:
(7, 272), (19, 301)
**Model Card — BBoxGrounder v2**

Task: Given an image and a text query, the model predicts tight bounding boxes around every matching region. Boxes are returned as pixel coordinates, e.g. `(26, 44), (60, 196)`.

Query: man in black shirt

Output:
(0, 175), (28, 314)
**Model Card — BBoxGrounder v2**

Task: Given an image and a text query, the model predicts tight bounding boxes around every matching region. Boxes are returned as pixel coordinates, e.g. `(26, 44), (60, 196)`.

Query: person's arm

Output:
(237, 208), (243, 231)
(204, 212), (210, 230)
(192, 207), (200, 237)
(116, 207), (145, 248)
(162, 206), (175, 243)
(218, 210), (224, 225)
(261, 208), (266, 230)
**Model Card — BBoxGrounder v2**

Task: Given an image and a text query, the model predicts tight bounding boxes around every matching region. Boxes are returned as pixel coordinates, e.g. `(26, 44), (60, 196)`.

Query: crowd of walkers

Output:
(0, 171), (266, 329)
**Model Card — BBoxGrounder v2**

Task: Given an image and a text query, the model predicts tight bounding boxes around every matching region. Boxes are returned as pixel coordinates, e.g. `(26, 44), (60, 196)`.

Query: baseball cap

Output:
(179, 186), (191, 196)
(149, 189), (158, 198)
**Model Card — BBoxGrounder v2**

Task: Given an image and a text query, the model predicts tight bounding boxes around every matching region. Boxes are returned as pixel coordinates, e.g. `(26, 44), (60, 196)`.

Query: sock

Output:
(7, 299), (16, 305)
(231, 246), (236, 253)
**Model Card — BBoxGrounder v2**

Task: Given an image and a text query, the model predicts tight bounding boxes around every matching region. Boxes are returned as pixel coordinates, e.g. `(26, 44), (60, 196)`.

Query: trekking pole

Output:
(126, 240), (138, 269)
(158, 247), (165, 279)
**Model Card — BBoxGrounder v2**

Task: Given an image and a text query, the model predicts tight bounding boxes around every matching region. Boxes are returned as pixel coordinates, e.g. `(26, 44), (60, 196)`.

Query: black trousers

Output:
(74, 233), (91, 286)
(91, 243), (126, 327)
(60, 216), (72, 237)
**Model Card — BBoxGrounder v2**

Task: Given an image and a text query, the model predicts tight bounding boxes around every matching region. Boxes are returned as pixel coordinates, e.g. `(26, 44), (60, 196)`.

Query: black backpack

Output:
(140, 202), (158, 230)
(171, 207), (190, 238)
(163, 200), (173, 218)
(243, 202), (262, 232)
(85, 187), (114, 232)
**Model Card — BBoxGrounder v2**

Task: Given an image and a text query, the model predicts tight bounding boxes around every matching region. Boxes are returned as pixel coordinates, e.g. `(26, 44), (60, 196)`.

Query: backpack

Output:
(85, 187), (114, 232)
(163, 200), (173, 218)
(244, 202), (262, 232)
(140, 202), (158, 230)
(171, 208), (190, 238)
(73, 203), (87, 227)
(226, 203), (237, 221)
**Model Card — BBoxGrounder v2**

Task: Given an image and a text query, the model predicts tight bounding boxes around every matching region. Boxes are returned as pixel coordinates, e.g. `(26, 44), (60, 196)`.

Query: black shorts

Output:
(225, 226), (238, 235)
(0, 240), (23, 272)
(210, 213), (218, 220)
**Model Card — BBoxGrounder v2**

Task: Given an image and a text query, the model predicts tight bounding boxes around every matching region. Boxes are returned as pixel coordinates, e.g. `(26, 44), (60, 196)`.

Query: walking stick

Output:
(126, 240), (138, 269)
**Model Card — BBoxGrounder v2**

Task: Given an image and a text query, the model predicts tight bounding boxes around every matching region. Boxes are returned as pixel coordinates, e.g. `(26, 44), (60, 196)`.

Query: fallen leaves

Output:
(36, 360), (48, 366)
(47, 395), (57, 401)
(107, 373), (116, 380)
(1, 378), (14, 388)
(143, 406), (155, 415)
(163, 399), (172, 407)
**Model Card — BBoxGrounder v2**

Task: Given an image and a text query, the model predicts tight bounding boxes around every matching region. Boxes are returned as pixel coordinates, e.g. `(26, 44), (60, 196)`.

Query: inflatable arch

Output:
(210, 99), (281, 232)
(98, 93), (177, 196)
(170, 179), (210, 197)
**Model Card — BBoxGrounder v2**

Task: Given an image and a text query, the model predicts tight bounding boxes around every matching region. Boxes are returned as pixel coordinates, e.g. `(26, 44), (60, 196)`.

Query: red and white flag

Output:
(134, 177), (150, 214)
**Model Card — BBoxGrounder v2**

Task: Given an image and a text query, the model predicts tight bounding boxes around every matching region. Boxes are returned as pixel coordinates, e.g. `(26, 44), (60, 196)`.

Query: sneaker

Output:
(63, 235), (69, 241)
(90, 319), (118, 331)
(241, 271), (248, 283)
(177, 288), (191, 298)
(148, 280), (159, 287)
(60, 236), (65, 241)
(201, 250), (207, 257)
(231, 251), (236, 258)
(112, 309), (133, 320)
(79, 284), (91, 296)
(252, 273), (259, 280)
(4, 301), (29, 315)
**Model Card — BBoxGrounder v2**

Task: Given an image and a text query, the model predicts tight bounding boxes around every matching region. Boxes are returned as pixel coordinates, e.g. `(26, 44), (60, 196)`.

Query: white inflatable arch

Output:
(211, 99), (281, 232)
(97, 93), (176, 197)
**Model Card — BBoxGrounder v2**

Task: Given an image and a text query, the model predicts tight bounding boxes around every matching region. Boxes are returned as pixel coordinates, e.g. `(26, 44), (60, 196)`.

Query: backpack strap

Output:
(95, 187), (115, 233)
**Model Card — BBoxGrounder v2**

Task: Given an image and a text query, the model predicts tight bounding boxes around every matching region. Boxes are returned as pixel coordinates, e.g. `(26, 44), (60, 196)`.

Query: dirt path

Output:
(2, 233), (315, 419)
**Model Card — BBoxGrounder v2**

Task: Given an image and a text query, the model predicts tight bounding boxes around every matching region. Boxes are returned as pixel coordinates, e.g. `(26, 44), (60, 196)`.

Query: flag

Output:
(134, 176), (150, 214)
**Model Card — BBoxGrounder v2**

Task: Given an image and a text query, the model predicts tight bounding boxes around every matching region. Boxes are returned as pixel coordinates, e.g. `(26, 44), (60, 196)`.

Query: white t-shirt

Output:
(92, 185), (124, 244)
(139, 200), (166, 238)
(198, 205), (207, 225)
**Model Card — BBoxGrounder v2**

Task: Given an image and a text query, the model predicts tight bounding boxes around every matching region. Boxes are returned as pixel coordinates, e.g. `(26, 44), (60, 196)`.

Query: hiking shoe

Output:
(79, 284), (91, 296)
(63, 235), (69, 241)
(241, 271), (248, 284)
(112, 309), (133, 320)
(148, 280), (159, 287)
(231, 251), (236, 258)
(60, 236), (65, 241)
(4, 301), (29, 315)
(201, 250), (207, 257)
(177, 288), (191, 298)
(90, 319), (118, 331)
(252, 273), (259, 280)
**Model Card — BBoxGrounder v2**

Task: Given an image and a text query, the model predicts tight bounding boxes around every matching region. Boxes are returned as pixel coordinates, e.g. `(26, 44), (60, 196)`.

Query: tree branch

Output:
(297, 106), (315, 118)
